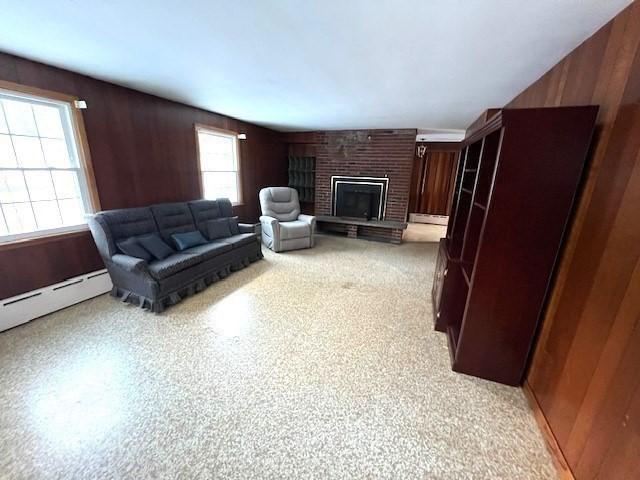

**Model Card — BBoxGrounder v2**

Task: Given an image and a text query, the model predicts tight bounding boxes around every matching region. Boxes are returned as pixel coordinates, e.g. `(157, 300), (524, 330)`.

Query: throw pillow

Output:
(206, 218), (231, 240)
(227, 216), (240, 235)
(137, 233), (174, 260)
(116, 237), (152, 262)
(172, 231), (208, 251)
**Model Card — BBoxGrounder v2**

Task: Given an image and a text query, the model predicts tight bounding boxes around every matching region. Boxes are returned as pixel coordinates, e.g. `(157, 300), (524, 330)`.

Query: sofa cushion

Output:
(279, 220), (311, 240)
(150, 203), (197, 248)
(100, 207), (158, 242)
(147, 253), (202, 280)
(228, 216), (240, 235)
(172, 231), (208, 251)
(188, 199), (221, 236)
(206, 218), (231, 240)
(224, 233), (258, 249)
(116, 237), (152, 262)
(217, 198), (233, 217)
(138, 233), (174, 260)
(182, 241), (232, 260)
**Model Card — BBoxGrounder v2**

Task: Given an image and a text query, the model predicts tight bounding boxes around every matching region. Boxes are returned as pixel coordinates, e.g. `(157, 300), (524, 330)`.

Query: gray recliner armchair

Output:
(259, 187), (316, 252)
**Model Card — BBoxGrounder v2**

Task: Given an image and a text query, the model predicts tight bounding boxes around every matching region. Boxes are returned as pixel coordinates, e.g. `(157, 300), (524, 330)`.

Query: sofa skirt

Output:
(111, 241), (263, 313)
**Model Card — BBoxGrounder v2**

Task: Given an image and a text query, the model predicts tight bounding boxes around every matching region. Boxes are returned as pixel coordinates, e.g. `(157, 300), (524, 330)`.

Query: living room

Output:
(1, 1), (639, 479)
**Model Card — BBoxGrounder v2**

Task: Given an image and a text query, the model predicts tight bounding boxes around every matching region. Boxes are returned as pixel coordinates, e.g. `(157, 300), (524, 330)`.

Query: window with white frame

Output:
(196, 125), (242, 204)
(0, 87), (95, 242)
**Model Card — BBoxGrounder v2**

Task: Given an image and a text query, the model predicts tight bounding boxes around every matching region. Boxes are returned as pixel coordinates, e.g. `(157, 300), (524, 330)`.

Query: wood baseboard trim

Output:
(522, 381), (575, 480)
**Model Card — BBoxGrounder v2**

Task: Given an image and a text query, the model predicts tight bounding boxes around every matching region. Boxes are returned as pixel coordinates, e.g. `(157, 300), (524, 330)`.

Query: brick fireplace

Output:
(285, 129), (416, 242)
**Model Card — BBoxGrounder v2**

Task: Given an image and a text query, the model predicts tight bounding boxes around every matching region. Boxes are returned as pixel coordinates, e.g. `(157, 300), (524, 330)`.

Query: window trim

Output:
(194, 123), (243, 206)
(0, 79), (100, 247)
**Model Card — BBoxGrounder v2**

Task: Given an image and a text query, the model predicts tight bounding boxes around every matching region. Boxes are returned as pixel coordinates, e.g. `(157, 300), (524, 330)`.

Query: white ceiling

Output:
(0, 0), (632, 132)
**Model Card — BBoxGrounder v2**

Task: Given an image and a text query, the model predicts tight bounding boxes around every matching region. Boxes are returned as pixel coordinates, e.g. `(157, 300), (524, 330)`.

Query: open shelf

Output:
(449, 190), (472, 258)
(461, 266), (471, 286)
(447, 324), (460, 364)
(461, 204), (485, 267)
(474, 129), (501, 206)
(464, 139), (483, 171)
(446, 147), (469, 243)
(288, 155), (316, 203)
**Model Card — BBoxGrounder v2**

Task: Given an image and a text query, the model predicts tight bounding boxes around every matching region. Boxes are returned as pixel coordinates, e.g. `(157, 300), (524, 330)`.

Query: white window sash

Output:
(0, 88), (94, 242)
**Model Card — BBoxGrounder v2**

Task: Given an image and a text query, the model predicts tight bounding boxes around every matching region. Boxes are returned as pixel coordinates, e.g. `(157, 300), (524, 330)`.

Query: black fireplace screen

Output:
(331, 176), (389, 220)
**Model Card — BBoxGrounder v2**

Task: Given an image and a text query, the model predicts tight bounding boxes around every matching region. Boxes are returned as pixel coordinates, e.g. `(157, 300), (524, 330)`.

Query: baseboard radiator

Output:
(0, 269), (112, 332)
(408, 213), (449, 226)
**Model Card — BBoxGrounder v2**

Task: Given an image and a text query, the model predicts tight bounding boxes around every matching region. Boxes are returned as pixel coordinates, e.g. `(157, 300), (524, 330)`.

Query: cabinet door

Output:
(432, 238), (448, 330)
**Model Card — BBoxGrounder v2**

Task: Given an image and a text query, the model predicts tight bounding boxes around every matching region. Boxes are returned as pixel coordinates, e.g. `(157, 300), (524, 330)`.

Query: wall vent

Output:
(1, 269), (112, 332)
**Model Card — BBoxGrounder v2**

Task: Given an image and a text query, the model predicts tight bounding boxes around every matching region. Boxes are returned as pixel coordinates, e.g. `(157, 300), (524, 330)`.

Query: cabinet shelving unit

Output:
(432, 106), (598, 386)
(288, 155), (315, 203)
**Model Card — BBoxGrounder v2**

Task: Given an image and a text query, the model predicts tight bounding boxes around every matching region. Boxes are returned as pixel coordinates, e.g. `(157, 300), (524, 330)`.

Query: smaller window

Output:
(195, 125), (242, 204)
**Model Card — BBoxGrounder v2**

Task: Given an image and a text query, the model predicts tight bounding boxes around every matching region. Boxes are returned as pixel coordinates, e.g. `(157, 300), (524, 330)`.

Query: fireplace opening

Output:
(340, 190), (374, 219)
(331, 176), (389, 220)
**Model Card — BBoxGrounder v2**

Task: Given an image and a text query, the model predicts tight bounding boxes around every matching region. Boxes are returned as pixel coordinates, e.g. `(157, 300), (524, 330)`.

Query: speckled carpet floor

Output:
(0, 234), (555, 479)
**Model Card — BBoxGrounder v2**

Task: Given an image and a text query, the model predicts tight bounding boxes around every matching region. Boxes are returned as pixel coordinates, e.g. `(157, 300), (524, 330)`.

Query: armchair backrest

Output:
(259, 187), (300, 222)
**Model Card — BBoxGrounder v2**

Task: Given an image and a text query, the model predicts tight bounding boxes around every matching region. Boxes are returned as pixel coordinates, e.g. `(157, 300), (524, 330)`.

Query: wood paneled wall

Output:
(408, 142), (460, 216)
(0, 52), (287, 300)
(506, 2), (640, 478)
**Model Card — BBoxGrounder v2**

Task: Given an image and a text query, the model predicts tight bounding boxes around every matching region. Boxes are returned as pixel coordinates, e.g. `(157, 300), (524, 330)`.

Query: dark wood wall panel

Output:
(0, 52), (287, 300)
(408, 142), (460, 216)
(505, 2), (640, 478)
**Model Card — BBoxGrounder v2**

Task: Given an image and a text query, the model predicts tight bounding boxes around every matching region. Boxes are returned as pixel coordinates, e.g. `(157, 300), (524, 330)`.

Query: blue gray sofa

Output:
(88, 199), (262, 313)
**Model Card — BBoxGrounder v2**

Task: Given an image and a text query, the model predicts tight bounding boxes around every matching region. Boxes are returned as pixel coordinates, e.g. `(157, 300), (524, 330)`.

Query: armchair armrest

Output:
(110, 254), (150, 274)
(297, 214), (316, 246)
(297, 214), (316, 226)
(259, 215), (280, 238)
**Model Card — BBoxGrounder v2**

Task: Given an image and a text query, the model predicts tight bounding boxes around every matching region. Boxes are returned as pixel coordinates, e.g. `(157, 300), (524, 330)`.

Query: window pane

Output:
(41, 138), (72, 168)
(52, 170), (81, 199)
(0, 171), (29, 202)
(12, 136), (45, 167)
(33, 104), (64, 138)
(203, 171), (238, 203)
(32, 200), (62, 229)
(58, 197), (85, 225)
(0, 91), (92, 239)
(2, 99), (37, 136)
(0, 208), (7, 235)
(3, 202), (36, 234)
(0, 106), (8, 134)
(198, 132), (236, 171)
(0, 134), (17, 167)
(24, 170), (56, 201)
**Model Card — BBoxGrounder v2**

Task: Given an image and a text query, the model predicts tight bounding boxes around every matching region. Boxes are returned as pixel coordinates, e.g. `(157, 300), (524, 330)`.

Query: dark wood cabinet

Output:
(432, 106), (598, 386)
(432, 239), (448, 323)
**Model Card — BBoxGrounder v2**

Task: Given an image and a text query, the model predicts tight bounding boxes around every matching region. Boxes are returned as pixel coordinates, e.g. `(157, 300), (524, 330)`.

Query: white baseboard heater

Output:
(1, 269), (112, 333)
(409, 213), (449, 226)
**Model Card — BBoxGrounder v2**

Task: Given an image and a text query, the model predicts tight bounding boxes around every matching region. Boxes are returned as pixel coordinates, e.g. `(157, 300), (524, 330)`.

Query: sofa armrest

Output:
(239, 222), (261, 236)
(111, 254), (150, 274)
